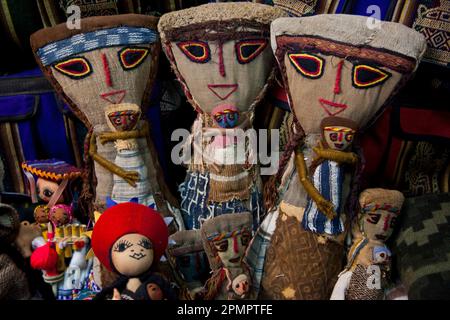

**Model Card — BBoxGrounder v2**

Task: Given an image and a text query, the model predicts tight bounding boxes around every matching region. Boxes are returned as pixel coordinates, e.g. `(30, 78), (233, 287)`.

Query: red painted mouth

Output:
(319, 98), (348, 116)
(208, 84), (238, 100)
(334, 143), (344, 149)
(228, 256), (241, 264)
(100, 90), (126, 104)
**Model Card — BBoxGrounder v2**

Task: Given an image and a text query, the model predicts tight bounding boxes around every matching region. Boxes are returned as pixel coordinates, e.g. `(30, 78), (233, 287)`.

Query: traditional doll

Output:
(246, 15), (426, 299)
(168, 230), (210, 299)
(91, 202), (173, 300)
(200, 213), (253, 300)
(0, 203), (54, 300)
(301, 116), (359, 235)
(158, 3), (286, 230)
(330, 188), (404, 300)
(30, 14), (179, 223)
(22, 159), (82, 225)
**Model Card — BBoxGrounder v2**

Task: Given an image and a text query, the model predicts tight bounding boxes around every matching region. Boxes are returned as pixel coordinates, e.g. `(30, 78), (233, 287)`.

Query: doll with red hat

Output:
(91, 202), (174, 300)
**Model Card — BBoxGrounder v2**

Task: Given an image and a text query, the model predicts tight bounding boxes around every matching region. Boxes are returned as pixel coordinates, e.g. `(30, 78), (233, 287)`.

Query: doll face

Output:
(49, 43), (156, 126)
(34, 205), (49, 224)
(233, 274), (250, 296)
(281, 42), (404, 134)
(323, 126), (355, 151)
(49, 207), (71, 227)
(362, 206), (400, 241)
(106, 108), (141, 132)
(212, 229), (251, 268)
(36, 178), (64, 203)
(146, 283), (163, 300)
(372, 246), (391, 264)
(169, 37), (273, 114)
(111, 233), (154, 277)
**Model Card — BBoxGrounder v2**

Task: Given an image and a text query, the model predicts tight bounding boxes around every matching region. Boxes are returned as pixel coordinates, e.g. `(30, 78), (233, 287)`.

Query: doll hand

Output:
(119, 170), (139, 187)
(112, 288), (121, 300)
(317, 199), (337, 220)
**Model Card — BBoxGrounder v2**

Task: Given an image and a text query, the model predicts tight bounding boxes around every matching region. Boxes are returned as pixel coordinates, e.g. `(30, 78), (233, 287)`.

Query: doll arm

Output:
(313, 142), (358, 165)
(330, 270), (353, 300)
(89, 132), (139, 187)
(98, 126), (148, 145)
(295, 149), (336, 220)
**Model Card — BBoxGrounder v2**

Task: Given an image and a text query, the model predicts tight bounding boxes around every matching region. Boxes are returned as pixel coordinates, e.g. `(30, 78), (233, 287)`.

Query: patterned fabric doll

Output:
(91, 202), (173, 300)
(301, 116), (359, 235)
(30, 15), (178, 223)
(246, 14), (426, 299)
(200, 213), (253, 300)
(158, 3), (286, 230)
(330, 188), (404, 300)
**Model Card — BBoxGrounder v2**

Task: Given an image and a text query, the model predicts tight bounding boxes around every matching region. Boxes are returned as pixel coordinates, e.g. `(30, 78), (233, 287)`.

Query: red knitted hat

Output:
(91, 202), (168, 272)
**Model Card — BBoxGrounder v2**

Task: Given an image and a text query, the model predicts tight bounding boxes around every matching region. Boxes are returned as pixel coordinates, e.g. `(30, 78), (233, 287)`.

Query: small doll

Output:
(168, 230), (210, 299)
(200, 213), (254, 300)
(91, 202), (172, 300)
(135, 274), (177, 300)
(300, 116), (359, 235)
(330, 188), (404, 300)
(22, 159), (81, 225)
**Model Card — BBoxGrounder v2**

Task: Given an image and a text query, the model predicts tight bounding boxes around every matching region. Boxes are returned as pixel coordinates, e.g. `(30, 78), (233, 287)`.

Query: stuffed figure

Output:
(331, 188), (404, 300)
(168, 230), (210, 299)
(91, 202), (173, 300)
(158, 3), (286, 230)
(22, 159), (82, 225)
(30, 14), (179, 223)
(0, 203), (54, 299)
(200, 213), (253, 300)
(246, 15), (426, 299)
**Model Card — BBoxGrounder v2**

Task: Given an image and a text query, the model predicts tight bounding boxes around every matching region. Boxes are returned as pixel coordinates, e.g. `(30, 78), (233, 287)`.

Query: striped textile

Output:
(244, 209), (279, 296)
(302, 160), (344, 235)
(179, 170), (262, 230)
(37, 27), (159, 66)
(111, 149), (156, 208)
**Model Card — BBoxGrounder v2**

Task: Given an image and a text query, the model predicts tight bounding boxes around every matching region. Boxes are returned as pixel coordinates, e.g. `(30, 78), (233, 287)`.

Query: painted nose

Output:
(233, 236), (239, 254)
(218, 42), (226, 77)
(337, 132), (343, 142)
(334, 60), (344, 95)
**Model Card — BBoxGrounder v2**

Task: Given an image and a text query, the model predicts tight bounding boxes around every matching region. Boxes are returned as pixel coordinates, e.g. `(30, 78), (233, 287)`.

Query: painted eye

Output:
(241, 230), (251, 247)
(345, 133), (353, 142)
(367, 213), (381, 224)
(214, 240), (228, 252)
(177, 41), (210, 63)
(353, 65), (391, 88)
(113, 240), (133, 252)
(235, 39), (267, 64)
(114, 118), (122, 125)
(390, 216), (397, 228)
(138, 238), (152, 250)
(43, 189), (54, 198)
(118, 47), (149, 70)
(288, 53), (325, 79)
(53, 57), (92, 79)
(329, 133), (338, 142)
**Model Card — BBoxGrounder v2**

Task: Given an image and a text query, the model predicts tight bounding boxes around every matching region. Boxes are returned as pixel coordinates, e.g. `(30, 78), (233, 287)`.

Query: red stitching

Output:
(334, 60), (344, 94)
(100, 90), (126, 104)
(319, 98), (348, 116)
(102, 53), (112, 87)
(218, 42), (225, 77)
(207, 84), (238, 100)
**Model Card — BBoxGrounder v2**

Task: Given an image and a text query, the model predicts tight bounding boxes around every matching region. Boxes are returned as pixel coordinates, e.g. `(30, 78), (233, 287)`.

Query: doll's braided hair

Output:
(264, 117), (304, 213)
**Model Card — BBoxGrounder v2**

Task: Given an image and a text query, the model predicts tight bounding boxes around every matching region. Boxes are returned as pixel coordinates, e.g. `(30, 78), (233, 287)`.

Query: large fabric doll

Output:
(30, 15), (178, 222)
(158, 3), (286, 230)
(246, 14), (426, 299)
(331, 188), (404, 300)
(200, 213), (253, 300)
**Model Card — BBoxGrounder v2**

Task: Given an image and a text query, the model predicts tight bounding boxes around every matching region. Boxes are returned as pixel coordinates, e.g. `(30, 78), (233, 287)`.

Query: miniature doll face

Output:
(232, 274), (250, 296)
(212, 229), (251, 268)
(111, 233), (154, 277)
(36, 178), (64, 203)
(34, 205), (49, 224)
(323, 126), (355, 151)
(170, 37), (273, 115)
(49, 43), (156, 126)
(49, 206), (71, 227)
(372, 246), (391, 264)
(106, 106), (141, 132)
(362, 206), (400, 241)
(281, 41), (405, 134)
(146, 283), (163, 300)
